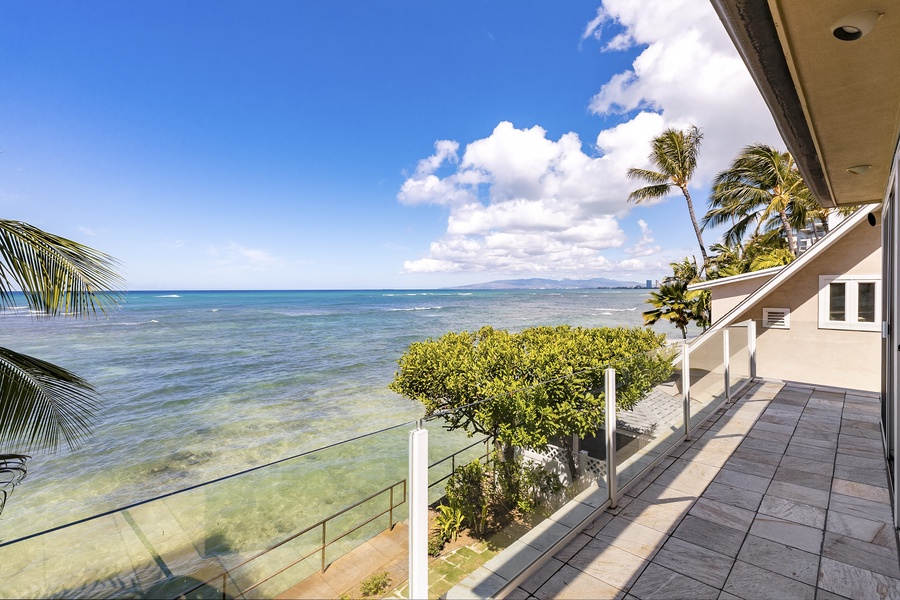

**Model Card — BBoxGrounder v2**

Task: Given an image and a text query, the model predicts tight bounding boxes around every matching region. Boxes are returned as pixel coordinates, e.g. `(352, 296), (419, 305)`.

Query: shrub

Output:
(445, 460), (491, 535)
(360, 571), (391, 597)
(428, 532), (446, 557)
(434, 504), (465, 541)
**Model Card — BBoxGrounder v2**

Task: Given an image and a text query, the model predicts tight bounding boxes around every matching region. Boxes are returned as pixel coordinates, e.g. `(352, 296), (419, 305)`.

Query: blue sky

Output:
(1, 1), (781, 290)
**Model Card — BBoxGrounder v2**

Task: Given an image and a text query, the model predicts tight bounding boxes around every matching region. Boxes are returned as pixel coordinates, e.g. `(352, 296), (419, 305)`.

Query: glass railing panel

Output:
(614, 345), (683, 493)
(420, 372), (614, 599)
(727, 323), (751, 397)
(0, 423), (413, 600)
(427, 429), (489, 506)
(688, 329), (728, 426)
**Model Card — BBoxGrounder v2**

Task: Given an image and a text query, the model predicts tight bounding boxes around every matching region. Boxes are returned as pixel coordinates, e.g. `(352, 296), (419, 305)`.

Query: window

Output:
(818, 275), (881, 331)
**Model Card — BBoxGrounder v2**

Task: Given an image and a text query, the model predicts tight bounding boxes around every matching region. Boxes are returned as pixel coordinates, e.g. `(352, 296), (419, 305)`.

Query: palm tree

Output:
(706, 231), (795, 278)
(703, 144), (816, 257)
(0, 221), (123, 456)
(628, 125), (708, 266)
(643, 281), (702, 340)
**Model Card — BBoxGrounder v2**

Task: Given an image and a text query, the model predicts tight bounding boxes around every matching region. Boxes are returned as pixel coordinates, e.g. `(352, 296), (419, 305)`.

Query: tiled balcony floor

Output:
(510, 381), (900, 600)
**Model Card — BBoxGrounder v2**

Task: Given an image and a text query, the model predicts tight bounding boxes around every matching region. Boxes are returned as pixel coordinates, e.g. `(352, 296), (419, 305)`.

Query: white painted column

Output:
(408, 423), (428, 599)
(605, 367), (617, 509)
(747, 319), (757, 379)
(724, 329), (731, 402)
(683, 343), (691, 441)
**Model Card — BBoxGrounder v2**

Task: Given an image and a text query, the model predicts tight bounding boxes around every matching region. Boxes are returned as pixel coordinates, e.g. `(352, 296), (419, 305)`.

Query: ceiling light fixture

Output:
(832, 10), (883, 41)
(847, 164), (872, 175)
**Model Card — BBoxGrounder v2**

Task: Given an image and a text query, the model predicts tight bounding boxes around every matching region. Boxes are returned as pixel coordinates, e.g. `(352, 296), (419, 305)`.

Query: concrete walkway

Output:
(507, 381), (900, 600)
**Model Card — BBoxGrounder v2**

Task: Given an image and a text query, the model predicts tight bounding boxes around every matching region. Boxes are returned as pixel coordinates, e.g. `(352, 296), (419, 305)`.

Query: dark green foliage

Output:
(496, 454), (564, 515)
(428, 532), (446, 557)
(443, 454), (569, 537)
(445, 460), (491, 536)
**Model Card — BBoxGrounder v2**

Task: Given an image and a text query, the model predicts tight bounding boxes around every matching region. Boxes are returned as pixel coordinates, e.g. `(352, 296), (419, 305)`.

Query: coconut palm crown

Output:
(643, 281), (702, 340)
(628, 125), (708, 266)
(703, 143), (817, 257)
(0, 220), (124, 455)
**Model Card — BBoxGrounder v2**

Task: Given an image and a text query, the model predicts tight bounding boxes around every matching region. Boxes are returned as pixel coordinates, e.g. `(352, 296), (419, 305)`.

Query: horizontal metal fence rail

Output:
(174, 437), (488, 600)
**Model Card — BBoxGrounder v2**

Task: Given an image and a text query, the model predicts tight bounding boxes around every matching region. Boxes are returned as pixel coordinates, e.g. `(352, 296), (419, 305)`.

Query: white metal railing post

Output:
(408, 421), (428, 600)
(683, 342), (691, 441)
(747, 319), (757, 379)
(724, 328), (731, 402)
(605, 367), (617, 509)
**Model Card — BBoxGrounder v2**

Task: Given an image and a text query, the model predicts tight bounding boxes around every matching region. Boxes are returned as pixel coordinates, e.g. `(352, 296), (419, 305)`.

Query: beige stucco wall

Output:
(733, 218), (882, 391)
(709, 273), (778, 322)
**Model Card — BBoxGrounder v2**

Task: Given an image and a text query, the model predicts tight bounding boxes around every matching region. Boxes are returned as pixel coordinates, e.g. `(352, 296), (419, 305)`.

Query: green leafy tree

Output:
(0, 221), (123, 456)
(390, 325), (673, 477)
(703, 144), (818, 257)
(628, 125), (708, 266)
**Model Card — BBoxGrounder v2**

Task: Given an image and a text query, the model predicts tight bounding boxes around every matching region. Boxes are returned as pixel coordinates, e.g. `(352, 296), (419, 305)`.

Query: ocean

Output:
(0, 288), (657, 543)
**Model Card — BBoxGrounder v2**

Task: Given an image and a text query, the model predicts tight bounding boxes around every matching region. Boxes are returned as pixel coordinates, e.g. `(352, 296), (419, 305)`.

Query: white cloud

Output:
(626, 219), (662, 257)
(399, 0), (779, 277)
(587, 0), (780, 184)
(78, 226), (96, 237)
(205, 242), (280, 273)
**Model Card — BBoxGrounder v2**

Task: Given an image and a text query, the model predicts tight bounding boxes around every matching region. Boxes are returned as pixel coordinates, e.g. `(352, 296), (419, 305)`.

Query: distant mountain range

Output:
(450, 277), (647, 290)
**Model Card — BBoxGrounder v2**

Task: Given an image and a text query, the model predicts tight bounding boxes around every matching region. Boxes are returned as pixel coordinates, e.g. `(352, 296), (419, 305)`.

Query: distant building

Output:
(645, 279), (653, 289)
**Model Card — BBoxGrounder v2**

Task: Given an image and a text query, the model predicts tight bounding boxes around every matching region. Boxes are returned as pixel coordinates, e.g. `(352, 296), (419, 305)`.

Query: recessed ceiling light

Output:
(832, 10), (883, 41)
(847, 165), (872, 175)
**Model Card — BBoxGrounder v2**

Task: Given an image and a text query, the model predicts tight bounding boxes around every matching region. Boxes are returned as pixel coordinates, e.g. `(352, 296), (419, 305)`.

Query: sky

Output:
(0, 0), (783, 290)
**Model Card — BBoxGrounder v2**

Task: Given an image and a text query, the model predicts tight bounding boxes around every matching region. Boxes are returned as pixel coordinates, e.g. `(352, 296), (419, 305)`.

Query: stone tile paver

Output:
(757, 494), (826, 528)
(650, 536), (732, 588)
(447, 382), (900, 600)
(534, 563), (625, 600)
(735, 534), (819, 585)
(672, 514), (746, 557)
(628, 562), (719, 599)
(723, 559), (816, 600)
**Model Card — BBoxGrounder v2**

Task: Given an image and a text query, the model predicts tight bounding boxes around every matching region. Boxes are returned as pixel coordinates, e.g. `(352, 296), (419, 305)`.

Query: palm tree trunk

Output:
(779, 209), (799, 256)
(680, 185), (709, 267)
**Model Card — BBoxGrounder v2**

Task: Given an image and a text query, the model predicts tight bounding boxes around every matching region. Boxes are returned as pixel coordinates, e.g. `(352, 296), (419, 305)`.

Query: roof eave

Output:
(709, 0), (835, 208)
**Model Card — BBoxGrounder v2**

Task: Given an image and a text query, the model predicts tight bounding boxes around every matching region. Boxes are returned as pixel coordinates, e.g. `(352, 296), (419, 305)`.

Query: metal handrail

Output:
(173, 438), (488, 599)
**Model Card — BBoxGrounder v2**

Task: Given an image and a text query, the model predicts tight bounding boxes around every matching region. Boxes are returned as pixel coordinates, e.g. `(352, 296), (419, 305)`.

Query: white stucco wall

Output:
(734, 218), (882, 391)
(709, 273), (778, 322)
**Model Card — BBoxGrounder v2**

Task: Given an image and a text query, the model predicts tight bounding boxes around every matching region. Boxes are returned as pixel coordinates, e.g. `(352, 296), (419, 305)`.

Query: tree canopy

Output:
(390, 325), (673, 475)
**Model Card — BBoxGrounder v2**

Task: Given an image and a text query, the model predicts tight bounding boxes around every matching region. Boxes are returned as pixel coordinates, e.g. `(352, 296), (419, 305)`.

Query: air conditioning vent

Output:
(763, 308), (790, 329)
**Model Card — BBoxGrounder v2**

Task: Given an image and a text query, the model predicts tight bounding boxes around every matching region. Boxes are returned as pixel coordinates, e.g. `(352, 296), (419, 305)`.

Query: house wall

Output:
(709, 274), (777, 322)
(734, 218), (882, 391)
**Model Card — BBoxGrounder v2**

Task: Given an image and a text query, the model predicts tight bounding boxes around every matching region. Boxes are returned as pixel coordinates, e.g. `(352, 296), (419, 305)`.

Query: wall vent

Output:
(763, 307), (791, 329)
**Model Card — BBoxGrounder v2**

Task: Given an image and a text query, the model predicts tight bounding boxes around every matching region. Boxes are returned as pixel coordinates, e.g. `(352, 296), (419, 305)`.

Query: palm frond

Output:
(627, 183), (672, 204)
(0, 346), (100, 453)
(0, 220), (125, 317)
(626, 168), (669, 185)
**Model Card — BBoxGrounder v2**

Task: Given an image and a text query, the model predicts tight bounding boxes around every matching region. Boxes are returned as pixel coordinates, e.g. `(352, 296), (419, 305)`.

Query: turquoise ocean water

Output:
(0, 289), (656, 543)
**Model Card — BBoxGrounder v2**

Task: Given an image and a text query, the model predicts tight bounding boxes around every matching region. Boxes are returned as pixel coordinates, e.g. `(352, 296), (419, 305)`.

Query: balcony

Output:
(451, 380), (899, 600)
(1, 320), (896, 599)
